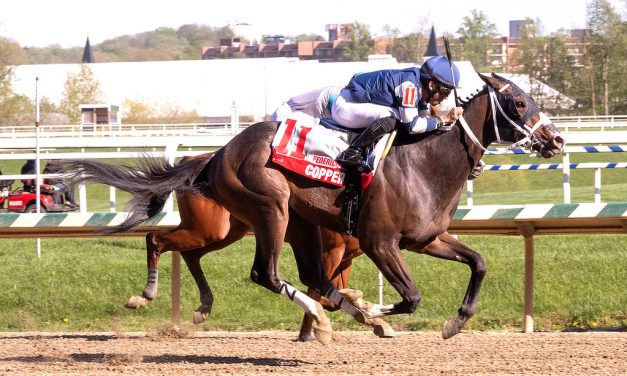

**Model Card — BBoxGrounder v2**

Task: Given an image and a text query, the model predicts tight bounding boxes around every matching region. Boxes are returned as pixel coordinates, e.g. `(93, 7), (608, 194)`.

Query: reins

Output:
(456, 83), (550, 156)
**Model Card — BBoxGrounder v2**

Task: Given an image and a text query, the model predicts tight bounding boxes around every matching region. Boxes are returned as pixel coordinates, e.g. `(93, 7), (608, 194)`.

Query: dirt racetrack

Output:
(0, 330), (624, 375)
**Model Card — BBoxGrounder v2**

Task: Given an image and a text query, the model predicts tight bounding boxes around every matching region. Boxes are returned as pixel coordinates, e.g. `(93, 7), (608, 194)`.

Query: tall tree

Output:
(342, 22), (374, 62)
(387, 32), (428, 63)
(59, 65), (104, 124)
(0, 38), (34, 126)
(510, 19), (548, 102)
(543, 30), (579, 114)
(585, 0), (625, 115)
(456, 10), (498, 71)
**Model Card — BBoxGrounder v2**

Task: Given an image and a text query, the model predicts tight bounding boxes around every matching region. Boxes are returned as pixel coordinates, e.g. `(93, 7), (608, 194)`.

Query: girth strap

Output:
(342, 170), (363, 235)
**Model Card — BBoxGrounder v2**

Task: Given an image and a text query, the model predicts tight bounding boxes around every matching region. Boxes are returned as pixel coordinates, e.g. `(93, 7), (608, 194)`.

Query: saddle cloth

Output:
(271, 112), (390, 188)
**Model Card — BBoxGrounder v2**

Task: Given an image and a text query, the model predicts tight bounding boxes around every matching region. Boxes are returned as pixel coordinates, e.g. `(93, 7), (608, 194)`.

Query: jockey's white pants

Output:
(271, 86), (340, 122)
(330, 88), (396, 129)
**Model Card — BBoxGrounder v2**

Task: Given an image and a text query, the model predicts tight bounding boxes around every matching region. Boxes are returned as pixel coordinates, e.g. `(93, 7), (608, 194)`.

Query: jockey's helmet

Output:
(420, 56), (460, 89)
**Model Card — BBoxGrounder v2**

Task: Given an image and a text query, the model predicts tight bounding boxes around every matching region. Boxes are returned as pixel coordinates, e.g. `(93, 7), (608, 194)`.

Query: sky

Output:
(1, 0), (625, 48)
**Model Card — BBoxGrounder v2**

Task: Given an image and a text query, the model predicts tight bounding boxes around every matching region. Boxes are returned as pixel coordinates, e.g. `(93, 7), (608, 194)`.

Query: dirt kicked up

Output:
(0, 330), (624, 375)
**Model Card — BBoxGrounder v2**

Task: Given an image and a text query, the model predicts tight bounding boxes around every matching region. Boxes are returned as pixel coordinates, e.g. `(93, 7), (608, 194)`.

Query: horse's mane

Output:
(391, 80), (488, 148)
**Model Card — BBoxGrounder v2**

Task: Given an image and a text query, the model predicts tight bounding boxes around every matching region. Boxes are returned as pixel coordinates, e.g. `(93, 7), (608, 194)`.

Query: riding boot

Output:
(336, 116), (396, 171)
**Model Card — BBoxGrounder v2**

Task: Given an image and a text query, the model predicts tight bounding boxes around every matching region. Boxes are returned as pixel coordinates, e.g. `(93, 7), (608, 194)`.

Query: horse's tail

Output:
(67, 154), (211, 233)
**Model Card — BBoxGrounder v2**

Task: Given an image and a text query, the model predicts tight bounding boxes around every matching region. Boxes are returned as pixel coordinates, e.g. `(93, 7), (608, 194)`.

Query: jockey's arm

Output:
(394, 81), (435, 134)
(399, 106), (440, 134)
(395, 81), (463, 135)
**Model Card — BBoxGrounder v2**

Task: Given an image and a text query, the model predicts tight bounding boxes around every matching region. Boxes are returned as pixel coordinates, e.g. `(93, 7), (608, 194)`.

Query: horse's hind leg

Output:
(184, 218), (250, 324)
(180, 248), (213, 324)
(418, 232), (487, 339)
(125, 193), (243, 312)
(125, 232), (163, 309)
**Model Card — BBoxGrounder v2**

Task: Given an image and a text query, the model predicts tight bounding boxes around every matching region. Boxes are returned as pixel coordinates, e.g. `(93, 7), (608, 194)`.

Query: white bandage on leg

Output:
(143, 268), (158, 299)
(327, 288), (360, 316)
(278, 280), (320, 318)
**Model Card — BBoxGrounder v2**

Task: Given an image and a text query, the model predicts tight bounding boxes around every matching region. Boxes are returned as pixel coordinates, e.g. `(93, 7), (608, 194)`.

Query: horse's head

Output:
(479, 73), (565, 158)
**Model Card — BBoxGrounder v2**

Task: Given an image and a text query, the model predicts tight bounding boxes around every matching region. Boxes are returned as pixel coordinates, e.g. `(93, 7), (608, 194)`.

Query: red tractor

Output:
(0, 179), (77, 213)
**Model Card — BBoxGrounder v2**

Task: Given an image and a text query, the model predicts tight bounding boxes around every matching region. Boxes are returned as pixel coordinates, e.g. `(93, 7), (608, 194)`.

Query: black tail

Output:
(66, 154), (211, 233)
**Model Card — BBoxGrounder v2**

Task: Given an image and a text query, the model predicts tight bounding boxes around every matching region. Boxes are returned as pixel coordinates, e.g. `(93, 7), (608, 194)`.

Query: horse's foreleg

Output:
(298, 229), (348, 342)
(418, 232), (486, 339)
(344, 236), (421, 318)
(253, 209), (329, 345)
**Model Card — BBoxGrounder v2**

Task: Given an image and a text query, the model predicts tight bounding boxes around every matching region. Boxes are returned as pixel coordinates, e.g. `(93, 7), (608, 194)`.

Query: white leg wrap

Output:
(327, 289), (360, 316)
(279, 280), (319, 319)
(143, 268), (158, 298)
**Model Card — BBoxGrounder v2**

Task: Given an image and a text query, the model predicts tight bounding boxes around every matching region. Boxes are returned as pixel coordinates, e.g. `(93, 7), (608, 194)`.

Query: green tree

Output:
(0, 38), (27, 65)
(59, 65), (104, 124)
(510, 19), (547, 98)
(585, 0), (625, 115)
(0, 38), (34, 126)
(542, 30), (579, 114)
(387, 32), (427, 63)
(293, 34), (325, 42)
(342, 22), (374, 61)
(456, 9), (498, 71)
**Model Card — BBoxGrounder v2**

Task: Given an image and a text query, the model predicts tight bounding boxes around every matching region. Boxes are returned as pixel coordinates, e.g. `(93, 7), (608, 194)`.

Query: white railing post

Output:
(466, 180), (474, 206)
(378, 271), (384, 305)
(109, 186), (116, 212)
(231, 102), (239, 134)
(562, 152), (571, 204)
(163, 142), (180, 213)
(79, 183), (87, 213)
(594, 168), (601, 203)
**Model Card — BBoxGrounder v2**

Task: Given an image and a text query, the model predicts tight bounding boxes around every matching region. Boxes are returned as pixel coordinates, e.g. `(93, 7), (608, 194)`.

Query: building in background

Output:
(201, 21), (591, 74)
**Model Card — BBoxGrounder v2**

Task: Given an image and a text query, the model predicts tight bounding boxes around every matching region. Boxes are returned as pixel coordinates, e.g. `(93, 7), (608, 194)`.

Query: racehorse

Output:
(69, 73), (564, 344)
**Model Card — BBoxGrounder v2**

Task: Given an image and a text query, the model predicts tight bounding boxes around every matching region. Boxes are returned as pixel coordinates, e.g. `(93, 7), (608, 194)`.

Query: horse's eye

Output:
(515, 99), (527, 109)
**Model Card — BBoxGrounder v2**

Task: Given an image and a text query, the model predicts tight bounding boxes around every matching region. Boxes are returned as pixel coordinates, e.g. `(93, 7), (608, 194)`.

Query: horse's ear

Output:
(491, 72), (508, 81)
(479, 72), (507, 90)
(477, 72), (500, 89)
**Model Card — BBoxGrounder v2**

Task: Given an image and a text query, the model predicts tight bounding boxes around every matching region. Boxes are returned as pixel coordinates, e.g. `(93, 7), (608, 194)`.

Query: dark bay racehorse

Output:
(69, 73), (564, 344)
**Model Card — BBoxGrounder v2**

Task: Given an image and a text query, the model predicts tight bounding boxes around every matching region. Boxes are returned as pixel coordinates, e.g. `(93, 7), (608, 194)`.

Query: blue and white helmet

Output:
(420, 56), (460, 89)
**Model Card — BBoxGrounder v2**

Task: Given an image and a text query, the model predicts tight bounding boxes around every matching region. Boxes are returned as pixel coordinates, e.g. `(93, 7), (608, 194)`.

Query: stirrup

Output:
(336, 148), (365, 167)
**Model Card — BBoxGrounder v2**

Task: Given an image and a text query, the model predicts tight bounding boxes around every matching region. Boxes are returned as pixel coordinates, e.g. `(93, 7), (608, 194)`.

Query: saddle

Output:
(271, 114), (396, 234)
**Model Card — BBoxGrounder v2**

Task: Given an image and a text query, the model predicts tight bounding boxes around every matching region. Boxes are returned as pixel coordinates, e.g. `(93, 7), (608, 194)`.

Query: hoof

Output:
(310, 302), (333, 346)
(372, 318), (395, 338)
(125, 295), (148, 309)
(442, 316), (465, 339)
(296, 331), (316, 342)
(192, 304), (211, 324)
(192, 310), (208, 324)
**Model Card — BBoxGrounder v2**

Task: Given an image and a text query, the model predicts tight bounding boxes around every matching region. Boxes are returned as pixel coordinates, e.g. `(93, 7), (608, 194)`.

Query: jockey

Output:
(333, 55), (463, 170)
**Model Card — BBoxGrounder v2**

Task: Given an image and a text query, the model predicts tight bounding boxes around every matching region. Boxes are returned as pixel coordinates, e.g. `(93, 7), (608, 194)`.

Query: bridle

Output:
(457, 82), (552, 156)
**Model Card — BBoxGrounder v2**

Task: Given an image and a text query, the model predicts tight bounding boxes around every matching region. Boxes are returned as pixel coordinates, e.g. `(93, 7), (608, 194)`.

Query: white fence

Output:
(0, 115), (625, 139)
(1, 118), (626, 212)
